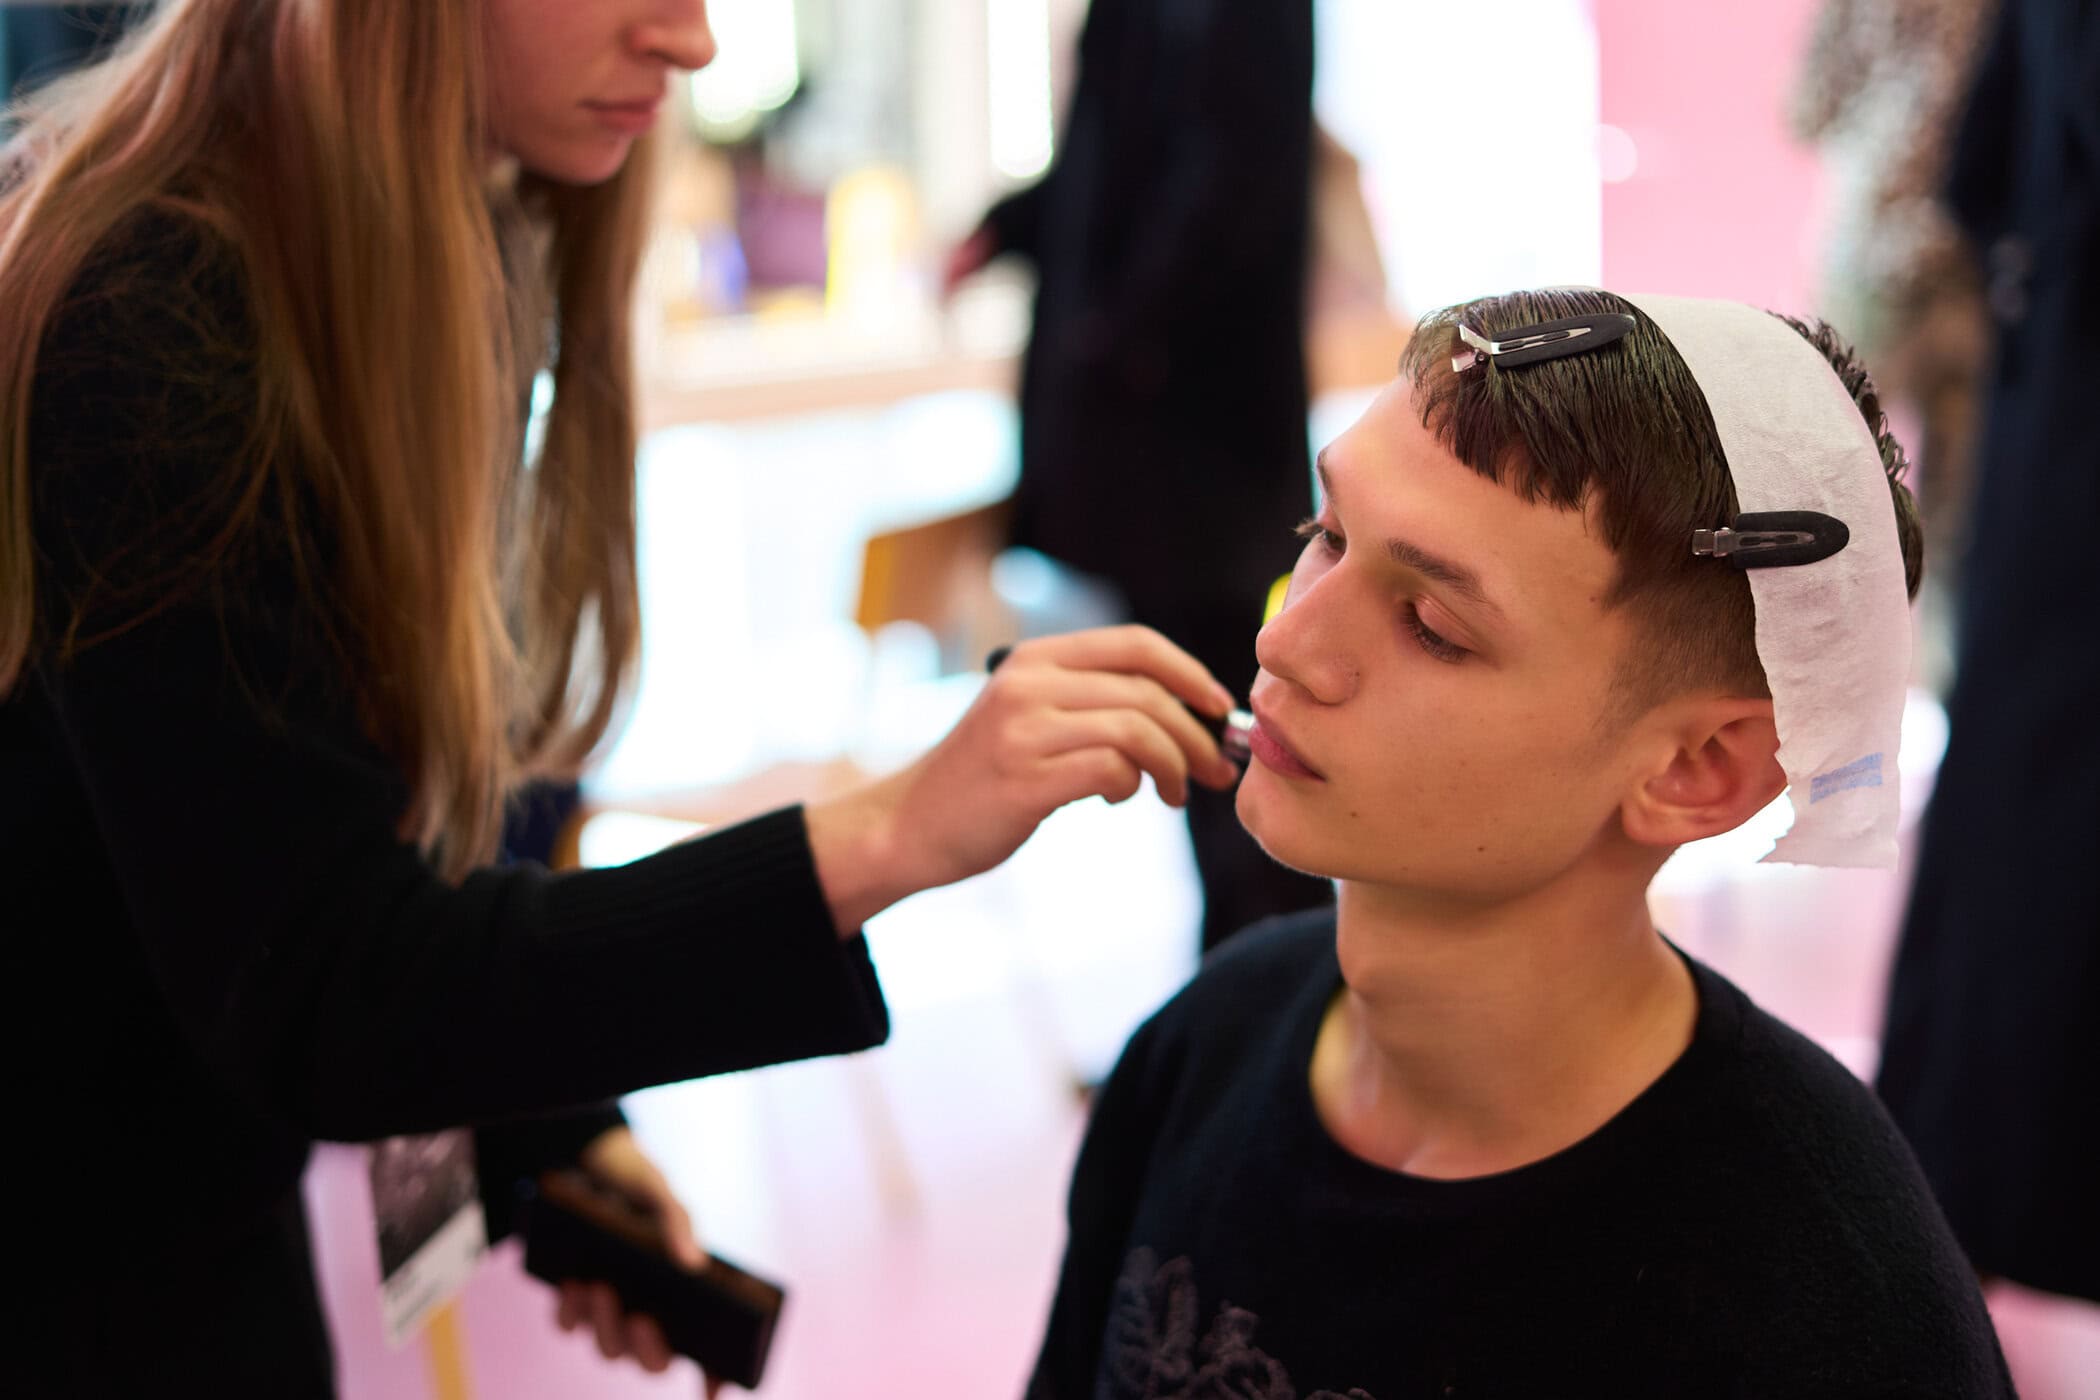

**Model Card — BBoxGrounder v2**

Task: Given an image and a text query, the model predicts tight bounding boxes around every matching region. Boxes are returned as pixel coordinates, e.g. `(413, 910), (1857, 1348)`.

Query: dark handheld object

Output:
(519, 1168), (786, 1389)
(984, 645), (1253, 766)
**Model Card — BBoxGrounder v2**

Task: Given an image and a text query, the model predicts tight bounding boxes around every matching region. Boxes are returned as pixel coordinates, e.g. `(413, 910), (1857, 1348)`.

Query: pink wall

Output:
(1594, 0), (1828, 313)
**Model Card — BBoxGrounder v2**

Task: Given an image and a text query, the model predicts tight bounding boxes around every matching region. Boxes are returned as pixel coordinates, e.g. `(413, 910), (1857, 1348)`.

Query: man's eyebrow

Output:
(1385, 537), (1504, 618)
(1315, 452), (1505, 620)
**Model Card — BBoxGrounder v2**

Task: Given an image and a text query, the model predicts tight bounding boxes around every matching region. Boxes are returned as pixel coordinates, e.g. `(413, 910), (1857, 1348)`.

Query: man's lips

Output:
(1248, 702), (1324, 780)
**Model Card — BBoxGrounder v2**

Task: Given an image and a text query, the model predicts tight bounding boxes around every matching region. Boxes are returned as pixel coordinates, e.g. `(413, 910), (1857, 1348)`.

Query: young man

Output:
(1025, 290), (2013, 1398)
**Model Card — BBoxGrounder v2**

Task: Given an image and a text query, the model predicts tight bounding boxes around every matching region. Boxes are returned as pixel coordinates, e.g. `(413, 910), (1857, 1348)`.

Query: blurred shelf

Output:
(640, 280), (1028, 430)
(639, 280), (1413, 431)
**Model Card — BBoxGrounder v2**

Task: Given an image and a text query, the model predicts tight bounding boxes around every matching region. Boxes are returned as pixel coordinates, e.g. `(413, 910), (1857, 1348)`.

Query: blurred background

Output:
(8, 0), (2093, 1395)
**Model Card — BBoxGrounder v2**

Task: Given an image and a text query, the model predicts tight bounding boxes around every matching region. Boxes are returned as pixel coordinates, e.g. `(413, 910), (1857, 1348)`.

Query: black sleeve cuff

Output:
(531, 804), (892, 1087)
(473, 1100), (628, 1242)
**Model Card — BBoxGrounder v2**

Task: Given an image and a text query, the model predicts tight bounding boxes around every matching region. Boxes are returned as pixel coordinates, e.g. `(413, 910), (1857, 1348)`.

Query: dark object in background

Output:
(521, 1169), (787, 1389)
(973, 0), (1333, 952)
(1875, 0), (2100, 1306)
(1, 4), (151, 103)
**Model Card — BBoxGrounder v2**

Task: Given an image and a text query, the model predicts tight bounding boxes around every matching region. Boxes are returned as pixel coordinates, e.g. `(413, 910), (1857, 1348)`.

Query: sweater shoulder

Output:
(1144, 905), (1336, 1057)
(28, 203), (273, 642)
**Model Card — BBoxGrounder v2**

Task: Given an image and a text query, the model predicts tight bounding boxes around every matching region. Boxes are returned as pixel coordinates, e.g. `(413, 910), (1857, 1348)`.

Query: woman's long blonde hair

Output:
(0, 0), (650, 877)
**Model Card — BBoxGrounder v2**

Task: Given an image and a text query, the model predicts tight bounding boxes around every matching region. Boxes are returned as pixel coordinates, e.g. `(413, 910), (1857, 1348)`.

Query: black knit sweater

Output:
(1030, 910), (2015, 1400)
(6, 211), (889, 1396)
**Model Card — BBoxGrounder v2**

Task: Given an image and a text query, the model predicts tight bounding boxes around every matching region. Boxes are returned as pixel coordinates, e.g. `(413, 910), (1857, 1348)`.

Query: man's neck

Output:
(1310, 856), (1697, 1180)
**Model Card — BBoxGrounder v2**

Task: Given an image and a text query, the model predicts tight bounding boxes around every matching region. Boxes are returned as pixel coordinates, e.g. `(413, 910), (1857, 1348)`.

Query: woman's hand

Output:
(806, 625), (1242, 933)
(553, 1128), (720, 1394)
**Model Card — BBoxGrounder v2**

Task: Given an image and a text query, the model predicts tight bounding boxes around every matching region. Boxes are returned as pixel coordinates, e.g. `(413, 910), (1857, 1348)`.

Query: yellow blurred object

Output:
(825, 166), (919, 332)
(422, 1301), (473, 1400)
(1264, 574), (1292, 625)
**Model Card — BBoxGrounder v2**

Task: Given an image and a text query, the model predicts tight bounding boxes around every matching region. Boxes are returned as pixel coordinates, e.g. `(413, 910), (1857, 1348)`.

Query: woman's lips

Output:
(586, 101), (661, 136)
(1248, 715), (1324, 781)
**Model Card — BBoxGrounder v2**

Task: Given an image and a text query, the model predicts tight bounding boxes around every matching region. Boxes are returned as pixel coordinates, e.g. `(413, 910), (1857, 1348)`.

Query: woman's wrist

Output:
(803, 775), (914, 938)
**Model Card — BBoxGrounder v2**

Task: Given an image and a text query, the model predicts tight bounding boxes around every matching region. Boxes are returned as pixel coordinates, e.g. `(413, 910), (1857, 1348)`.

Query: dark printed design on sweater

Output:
(1103, 1247), (1377, 1400)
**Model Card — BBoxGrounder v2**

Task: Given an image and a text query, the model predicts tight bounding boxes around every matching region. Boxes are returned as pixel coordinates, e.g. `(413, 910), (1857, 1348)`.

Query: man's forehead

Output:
(1324, 386), (1622, 614)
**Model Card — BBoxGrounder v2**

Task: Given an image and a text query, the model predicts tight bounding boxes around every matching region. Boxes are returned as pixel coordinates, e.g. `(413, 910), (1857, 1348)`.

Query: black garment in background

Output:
(6, 214), (890, 1397)
(0, 4), (149, 103)
(979, 0), (1331, 952)
(1031, 912), (2013, 1399)
(1876, 0), (2100, 1305)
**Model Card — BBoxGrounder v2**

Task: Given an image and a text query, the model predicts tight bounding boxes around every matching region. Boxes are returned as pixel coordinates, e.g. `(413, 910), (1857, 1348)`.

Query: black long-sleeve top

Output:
(5, 210), (890, 1396)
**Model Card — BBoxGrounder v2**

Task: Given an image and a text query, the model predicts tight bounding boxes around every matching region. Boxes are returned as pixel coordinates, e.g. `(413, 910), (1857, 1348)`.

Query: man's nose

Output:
(1254, 571), (1357, 706)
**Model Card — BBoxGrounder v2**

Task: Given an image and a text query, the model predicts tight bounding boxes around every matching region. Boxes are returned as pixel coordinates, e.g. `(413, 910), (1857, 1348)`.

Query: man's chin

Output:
(1234, 784), (1339, 883)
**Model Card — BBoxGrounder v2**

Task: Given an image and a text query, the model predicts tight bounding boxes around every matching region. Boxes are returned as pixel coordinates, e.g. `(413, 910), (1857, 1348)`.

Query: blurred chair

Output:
(854, 497), (1014, 671)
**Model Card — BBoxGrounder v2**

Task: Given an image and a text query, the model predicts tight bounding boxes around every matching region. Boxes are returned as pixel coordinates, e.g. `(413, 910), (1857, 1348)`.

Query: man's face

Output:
(486, 0), (716, 185)
(1239, 379), (1652, 906)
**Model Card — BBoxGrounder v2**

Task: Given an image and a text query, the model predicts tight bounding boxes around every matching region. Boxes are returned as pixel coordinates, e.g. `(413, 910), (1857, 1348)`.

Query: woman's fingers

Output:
(1017, 625), (1239, 719)
(575, 1126), (708, 1271)
(655, 1193), (705, 1272)
(989, 641), (1239, 794)
(559, 1279), (680, 1376)
(625, 1314), (674, 1374)
(1034, 748), (1146, 811)
(1023, 665), (1238, 790)
(1019, 705), (1195, 807)
(807, 624), (1252, 919)
(625, 1167), (705, 1271)
(555, 1281), (586, 1333)
(588, 1282), (627, 1361)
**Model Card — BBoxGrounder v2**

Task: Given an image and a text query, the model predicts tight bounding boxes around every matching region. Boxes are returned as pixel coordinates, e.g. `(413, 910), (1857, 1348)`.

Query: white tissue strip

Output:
(1625, 295), (1912, 869)
(1809, 753), (1884, 805)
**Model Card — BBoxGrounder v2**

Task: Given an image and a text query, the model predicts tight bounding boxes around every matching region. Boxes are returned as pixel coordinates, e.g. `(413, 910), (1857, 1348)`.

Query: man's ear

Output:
(1621, 699), (1786, 850)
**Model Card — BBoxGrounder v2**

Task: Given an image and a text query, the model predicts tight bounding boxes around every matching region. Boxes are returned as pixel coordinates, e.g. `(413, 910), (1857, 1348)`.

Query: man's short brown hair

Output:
(1397, 290), (1923, 712)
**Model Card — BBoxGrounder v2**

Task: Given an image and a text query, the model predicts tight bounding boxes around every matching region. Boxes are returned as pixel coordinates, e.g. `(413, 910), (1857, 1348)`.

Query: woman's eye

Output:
(1293, 517), (1342, 553)
(1403, 603), (1468, 663)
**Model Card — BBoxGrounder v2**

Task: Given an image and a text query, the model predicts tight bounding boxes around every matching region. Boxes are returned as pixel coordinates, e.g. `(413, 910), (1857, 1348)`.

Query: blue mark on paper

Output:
(1810, 752), (1884, 804)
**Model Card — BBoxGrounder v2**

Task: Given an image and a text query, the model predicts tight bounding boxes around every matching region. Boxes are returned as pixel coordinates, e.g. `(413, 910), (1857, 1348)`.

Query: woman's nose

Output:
(633, 0), (717, 72)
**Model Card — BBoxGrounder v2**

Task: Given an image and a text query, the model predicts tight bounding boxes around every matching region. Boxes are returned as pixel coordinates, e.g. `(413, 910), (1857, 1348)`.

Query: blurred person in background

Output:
(1874, 0), (2100, 1311)
(0, 1), (1247, 1394)
(1790, 0), (1999, 691)
(944, 0), (1334, 955)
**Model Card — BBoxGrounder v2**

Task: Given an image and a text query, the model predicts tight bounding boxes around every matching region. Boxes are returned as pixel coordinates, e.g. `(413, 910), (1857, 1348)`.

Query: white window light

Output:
(690, 0), (802, 140)
(987, 0), (1054, 179)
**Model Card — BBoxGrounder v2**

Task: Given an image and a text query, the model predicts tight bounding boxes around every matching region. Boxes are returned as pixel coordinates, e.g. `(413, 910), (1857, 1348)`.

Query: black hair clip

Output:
(1451, 312), (1638, 372)
(1691, 511), (1850, 568)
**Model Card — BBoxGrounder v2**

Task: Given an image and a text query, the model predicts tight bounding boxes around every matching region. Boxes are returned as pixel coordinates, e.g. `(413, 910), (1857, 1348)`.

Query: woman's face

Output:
(486, 0), (717, 185)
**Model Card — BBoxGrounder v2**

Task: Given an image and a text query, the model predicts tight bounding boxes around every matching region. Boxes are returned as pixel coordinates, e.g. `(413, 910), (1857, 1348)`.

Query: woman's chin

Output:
(513, 137), (632, 188)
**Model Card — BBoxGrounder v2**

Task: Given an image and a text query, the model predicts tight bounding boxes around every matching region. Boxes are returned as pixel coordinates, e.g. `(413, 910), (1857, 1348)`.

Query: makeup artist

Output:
(0, 2), (1240, 1395)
